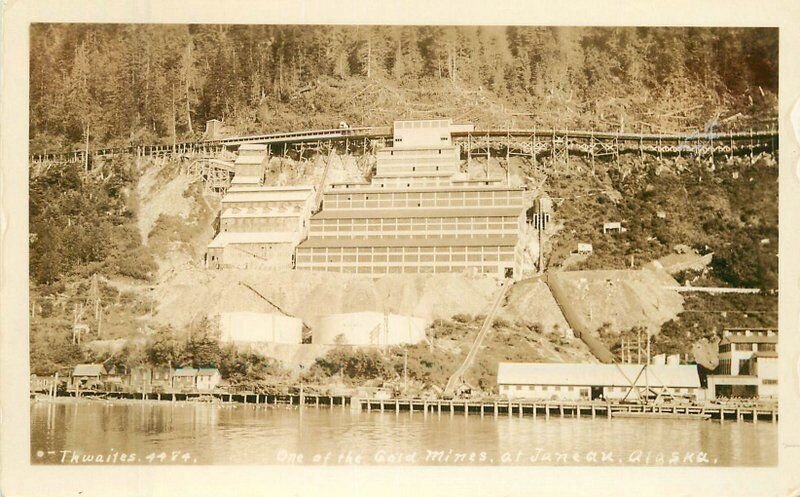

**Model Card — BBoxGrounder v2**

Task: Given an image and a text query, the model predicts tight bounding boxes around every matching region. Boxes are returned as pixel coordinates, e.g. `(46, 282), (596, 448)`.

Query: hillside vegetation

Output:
(28, 26), (778, 380)
(544, 153), (778, 290)
(30, 25), (777, 153)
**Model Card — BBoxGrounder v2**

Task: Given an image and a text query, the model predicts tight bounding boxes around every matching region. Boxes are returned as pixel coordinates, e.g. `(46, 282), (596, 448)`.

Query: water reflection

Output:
(30, 400), (776, 466)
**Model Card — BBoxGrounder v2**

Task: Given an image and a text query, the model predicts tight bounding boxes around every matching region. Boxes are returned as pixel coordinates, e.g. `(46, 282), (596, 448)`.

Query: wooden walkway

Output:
(357, 398), (778, 423)
(29, 125), (779, 166)
(47, 389), (778, 423)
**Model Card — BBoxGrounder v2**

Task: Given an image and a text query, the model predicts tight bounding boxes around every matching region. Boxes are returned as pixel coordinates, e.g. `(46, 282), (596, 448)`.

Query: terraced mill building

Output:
(295, 119), (531, 278)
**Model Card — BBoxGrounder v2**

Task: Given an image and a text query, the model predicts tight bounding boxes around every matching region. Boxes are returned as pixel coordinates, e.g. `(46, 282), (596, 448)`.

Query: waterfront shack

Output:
(171, 367), (222, 392)
(196, 368), (222, 391)
(496, 362), (701, 401)
(127, 366), (173, 392)
(70, 364), (107, 389)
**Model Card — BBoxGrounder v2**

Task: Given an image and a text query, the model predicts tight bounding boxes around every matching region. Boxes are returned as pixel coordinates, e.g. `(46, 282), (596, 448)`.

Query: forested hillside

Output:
(30, 25), (778, 153)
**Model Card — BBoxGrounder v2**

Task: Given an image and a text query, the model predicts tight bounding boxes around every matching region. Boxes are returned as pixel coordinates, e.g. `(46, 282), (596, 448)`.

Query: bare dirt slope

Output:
(548, 268), (684, 335)
(500, 277), (571, 333)
(135, 159), (196, 243)
(152, 268), (503, 329)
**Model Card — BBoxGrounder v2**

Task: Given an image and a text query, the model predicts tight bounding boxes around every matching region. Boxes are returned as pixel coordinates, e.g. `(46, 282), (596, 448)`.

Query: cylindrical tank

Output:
(218, 312), (303, 344)
(312, 312), (426, 346)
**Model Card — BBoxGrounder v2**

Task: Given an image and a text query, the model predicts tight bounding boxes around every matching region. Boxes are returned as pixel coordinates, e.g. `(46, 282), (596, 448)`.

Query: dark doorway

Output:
(591, 386), (604, 400)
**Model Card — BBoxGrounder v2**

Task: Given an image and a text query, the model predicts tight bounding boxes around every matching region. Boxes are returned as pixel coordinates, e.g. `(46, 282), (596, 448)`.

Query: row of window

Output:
(298, 246), (515, 256)
(324, 198), (523, 209)
(308, 232), (515, 241)
(372, 180), (455, 189)
(295, 264), (507, 274)
(394, 120), (450, 129)
(378, 152), (458, 161)
(721, 343), (778, 352)
(222, 201), (308, 210)
(326, 189), (524, 203)
(309, 218), (519, 232)
(323, 200), (524, 211)
(312, 216), (519, 226)
(220, 218), (300, 233)
(296, 253), (515, 264)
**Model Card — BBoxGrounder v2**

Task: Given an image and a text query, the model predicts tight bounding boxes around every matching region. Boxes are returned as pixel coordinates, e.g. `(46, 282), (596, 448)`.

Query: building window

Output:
(762, 379), (778, 385)
(515, 385), (522, 391)
(554, 386), (561, 391)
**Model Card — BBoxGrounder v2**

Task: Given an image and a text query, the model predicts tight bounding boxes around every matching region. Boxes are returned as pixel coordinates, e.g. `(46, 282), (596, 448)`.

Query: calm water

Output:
(30, 399), (776, 466)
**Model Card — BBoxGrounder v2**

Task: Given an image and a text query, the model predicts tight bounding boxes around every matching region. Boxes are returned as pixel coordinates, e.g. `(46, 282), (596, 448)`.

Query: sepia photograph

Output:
(23, 23), (781, 468)
(3, 2), (799, 495)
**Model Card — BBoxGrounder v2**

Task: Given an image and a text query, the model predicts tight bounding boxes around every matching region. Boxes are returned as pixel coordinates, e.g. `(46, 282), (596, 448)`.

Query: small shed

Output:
(196, 368), (222, 392)
(577, 243), (593, 254)
(602, 222), (624, 234)
(171, 368), (199, 391)
(70, 364), (107, 388)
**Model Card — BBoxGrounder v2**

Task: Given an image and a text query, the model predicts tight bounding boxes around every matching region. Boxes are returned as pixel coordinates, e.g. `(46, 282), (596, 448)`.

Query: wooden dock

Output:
(357, 398), (778, 423)
(57, 390), (352, 408)
(40, 390), (778, 423)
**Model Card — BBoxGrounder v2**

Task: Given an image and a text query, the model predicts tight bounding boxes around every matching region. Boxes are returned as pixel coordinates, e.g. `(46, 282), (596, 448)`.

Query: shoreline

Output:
(30, 393), (778, 423)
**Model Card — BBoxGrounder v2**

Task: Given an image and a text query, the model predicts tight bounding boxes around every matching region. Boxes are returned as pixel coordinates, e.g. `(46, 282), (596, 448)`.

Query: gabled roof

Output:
(172, 368), (199, 377)
(197, 368), (220, 376)
(235, 155), (266, 165)
(72, 364), (107, 376)
(208, 231), (300, 248)
(496, 362), (700, 388)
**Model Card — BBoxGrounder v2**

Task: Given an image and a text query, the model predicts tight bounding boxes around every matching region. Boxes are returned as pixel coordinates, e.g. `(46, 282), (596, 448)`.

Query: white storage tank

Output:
(217, 312), (303, 344)
(312, 312), (427, 346)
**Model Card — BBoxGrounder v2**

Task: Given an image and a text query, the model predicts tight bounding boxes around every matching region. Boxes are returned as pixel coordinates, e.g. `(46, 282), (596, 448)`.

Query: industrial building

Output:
(707, 328), (778, 399)
(207, 176), (315, 268)
(231, 143), (268, 186)
(295, 119), (530, 278)
(496, 362), (702, 401)
(310, 312), (427, 346)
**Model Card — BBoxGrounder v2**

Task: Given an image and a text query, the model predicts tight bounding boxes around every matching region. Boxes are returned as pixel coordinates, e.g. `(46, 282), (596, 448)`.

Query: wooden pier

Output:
(40, 390), (778, 423)
(357, 398), (778, 423)
(58, 390), (352, 408)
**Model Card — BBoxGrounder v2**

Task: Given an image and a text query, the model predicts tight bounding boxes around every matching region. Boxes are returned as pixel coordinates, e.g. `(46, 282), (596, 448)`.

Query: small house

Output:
(171, 368), (199, 392)
(602, 222), (624, 234)
(171, 367), (222, 392)
(577, 243), (593, 255)
(196, 368), (222, 392)
(70, 364), (107, 389)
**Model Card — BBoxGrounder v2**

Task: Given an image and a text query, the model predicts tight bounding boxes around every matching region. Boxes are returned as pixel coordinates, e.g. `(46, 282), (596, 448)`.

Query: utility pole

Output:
(84, 124), (90, 173)
(403, 348), (408, 394)
(645, 333), (651, 403)
(637, 328), (641, 364)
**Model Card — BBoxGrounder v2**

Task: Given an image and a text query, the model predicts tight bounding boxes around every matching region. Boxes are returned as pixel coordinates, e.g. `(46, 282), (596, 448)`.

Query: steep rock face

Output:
(548, 268), (684, 336)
